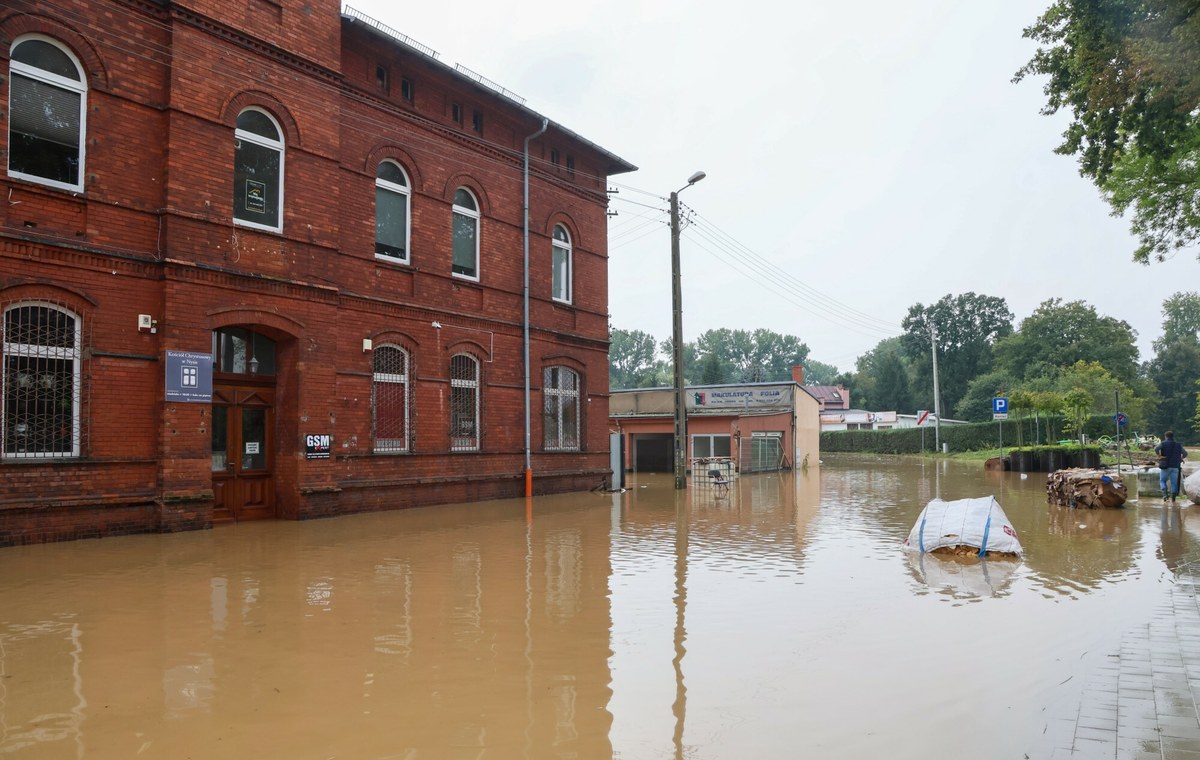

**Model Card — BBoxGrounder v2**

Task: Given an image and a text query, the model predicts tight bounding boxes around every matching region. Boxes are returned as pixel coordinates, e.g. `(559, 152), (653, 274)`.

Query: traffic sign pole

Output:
(1115, 391), (1120, 476)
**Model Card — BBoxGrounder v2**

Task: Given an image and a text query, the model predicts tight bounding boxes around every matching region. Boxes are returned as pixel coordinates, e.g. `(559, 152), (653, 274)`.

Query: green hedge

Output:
(820, 414), (1121, 455)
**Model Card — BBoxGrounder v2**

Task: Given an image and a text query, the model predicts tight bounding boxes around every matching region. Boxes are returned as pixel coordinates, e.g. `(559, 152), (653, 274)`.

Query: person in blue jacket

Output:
(1155, 431), (1189, 502)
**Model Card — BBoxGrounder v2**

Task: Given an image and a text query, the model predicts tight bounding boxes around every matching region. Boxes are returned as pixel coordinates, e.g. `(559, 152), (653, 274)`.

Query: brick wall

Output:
(0, 1), (628, 546)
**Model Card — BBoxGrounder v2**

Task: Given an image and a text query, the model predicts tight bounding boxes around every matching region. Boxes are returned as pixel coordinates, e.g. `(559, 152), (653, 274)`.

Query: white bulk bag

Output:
(903, 496), (1023, 556)
(1185, 468), (1200, 506)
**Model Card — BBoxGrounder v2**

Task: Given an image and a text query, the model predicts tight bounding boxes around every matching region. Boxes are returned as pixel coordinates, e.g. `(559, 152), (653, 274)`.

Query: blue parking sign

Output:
(992, 397), (1008, 414)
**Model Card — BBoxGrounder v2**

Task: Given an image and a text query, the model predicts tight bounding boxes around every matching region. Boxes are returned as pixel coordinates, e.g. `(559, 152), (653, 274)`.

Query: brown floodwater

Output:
(1, 456), (1193, 759)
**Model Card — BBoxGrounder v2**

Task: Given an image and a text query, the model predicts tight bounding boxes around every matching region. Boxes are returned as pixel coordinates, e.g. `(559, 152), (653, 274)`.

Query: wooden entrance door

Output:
(212, 385), (275, 522)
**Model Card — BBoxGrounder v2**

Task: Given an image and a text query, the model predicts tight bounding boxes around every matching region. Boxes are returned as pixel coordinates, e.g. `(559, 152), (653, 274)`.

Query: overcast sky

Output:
(352, 0), (1197, 374)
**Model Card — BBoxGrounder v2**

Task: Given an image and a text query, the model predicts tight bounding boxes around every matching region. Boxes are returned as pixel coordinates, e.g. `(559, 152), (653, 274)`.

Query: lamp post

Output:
(670, 170), (706, 490)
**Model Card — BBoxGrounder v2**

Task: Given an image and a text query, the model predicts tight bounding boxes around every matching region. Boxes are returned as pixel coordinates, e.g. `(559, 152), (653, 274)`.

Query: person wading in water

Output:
(1155, 431), (1189, 502)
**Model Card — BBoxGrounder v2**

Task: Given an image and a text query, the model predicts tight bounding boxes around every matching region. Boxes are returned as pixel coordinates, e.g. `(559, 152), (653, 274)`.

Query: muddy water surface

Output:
(1, 457), (1194, 759)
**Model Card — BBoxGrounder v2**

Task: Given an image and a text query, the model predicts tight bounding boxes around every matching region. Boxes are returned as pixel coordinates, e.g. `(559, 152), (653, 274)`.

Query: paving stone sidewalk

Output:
(1029, 571), (1200, 759)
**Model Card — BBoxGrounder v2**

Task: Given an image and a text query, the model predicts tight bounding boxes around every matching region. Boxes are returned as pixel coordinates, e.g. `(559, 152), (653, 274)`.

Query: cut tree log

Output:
(1046, 468), (1128, 509)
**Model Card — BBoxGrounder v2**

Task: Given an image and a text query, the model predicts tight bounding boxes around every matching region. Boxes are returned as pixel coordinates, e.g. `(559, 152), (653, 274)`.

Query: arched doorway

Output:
(210, 327), (277, 521)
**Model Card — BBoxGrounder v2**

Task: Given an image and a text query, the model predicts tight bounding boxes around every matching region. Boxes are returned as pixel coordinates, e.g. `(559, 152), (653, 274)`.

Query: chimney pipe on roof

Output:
(791, 365), (804, 385)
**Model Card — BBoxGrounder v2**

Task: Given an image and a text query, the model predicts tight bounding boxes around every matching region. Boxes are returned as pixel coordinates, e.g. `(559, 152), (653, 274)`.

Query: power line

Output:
(686, 206), (902, 332)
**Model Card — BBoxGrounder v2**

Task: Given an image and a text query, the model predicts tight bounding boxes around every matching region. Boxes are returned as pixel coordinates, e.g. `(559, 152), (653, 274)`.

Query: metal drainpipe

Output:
(523, 118), (549, 497)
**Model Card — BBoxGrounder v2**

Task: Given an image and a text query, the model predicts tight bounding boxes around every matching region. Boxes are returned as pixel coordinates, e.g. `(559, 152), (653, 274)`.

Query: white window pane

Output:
(234, 140), (281, 228)
(375, 187), (408, 259)
(452, 212), (477, 277)
(9, 74), (81, 185)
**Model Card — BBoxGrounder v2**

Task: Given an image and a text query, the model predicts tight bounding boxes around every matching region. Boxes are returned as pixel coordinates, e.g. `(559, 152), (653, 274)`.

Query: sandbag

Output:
(903, 496), (1022, 557)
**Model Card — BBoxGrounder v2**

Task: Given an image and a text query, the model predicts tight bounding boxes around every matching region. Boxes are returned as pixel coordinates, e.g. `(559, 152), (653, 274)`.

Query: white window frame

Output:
(2, 302), (82, 459)
(451, 188), (481, 281)
(375, 161), (411, 264)
(551, 225), (573, 304)
(233, 107), (285, 233)
(7, 35), (87, 192)
(543, 366), (580, 451)
(691, 433), (731, 459)
(372, 345), (410, 453)
(450, 354), (480, 451)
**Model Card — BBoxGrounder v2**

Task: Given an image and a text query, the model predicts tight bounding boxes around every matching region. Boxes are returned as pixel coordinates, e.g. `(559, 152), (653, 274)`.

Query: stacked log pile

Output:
(1046, 468), (1128, 509)
(930, 545), (1020, 559)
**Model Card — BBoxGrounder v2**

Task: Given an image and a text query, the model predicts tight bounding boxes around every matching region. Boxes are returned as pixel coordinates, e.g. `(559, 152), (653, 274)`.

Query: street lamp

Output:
(670, 170), (706, 490)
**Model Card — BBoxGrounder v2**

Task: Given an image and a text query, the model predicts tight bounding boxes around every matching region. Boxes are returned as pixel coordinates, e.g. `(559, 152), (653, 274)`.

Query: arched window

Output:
(543, 366), (580, 451)
(451, 188), (480, 280)
(551, 225), (572, 304)
(449, 354), (479, 451)
(8, 36), (87, 191)
(3, 303), (82, 458)
(234, 108), (284, 231)
(211, 327), (276, 376)
(372, 345), (409, 452)
(375, 161), (410, 263)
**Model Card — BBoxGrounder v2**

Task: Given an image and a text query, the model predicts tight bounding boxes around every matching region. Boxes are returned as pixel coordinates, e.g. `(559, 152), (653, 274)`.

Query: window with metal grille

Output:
(543, 366), (579, 451)
(2, 303), (83, 458)
(8, 36), (87, 191)
(450, 354), (479, 451)
(372, 345), (409, 452)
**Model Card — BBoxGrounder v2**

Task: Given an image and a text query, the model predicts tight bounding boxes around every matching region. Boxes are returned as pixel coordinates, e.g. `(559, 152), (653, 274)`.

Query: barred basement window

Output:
(2, 303), (84, 458)
(543, 366), (579, 451)
(372, 345), (409, 452)
(449, 354), (479, 451)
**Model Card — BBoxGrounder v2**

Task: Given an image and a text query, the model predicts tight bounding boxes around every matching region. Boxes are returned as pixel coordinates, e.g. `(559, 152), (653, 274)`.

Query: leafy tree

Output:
(993, 298), (1140, 386)
(1016, 0), (1200, 262)
(853, 338), (914, 412)
(698, 352), (730, 385)
(609, 328), (663, 389)
(1147, 294), (1200, 441)
(1062, 386), (1095, 441)
(900, 293), (1014, 417)
(691, 328), (809, 384)
(1156, 291), (1200, 348)
(1194, 378), (1200, 435)
(657, 338), (701, 387)
(1031, 390), (1067, 444)
(955, 369), (1020, 422)
(802, 359), (841, 386)
(1054, 360), (1149, 425)
(1009, 389), (1040, 447)
(1147, 340), (1200, 440)
(832, 371), (860, 407)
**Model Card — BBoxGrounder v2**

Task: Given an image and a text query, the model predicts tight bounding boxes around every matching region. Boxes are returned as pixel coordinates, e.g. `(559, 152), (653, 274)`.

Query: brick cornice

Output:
(166, 5), (343, 87)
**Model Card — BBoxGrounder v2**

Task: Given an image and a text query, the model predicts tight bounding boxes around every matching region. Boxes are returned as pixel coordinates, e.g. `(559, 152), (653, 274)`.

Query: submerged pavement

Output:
(1031, 541), (1200, 759)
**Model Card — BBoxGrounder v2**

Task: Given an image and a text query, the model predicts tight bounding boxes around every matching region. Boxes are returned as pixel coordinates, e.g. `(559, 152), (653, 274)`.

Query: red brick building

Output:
(0, 1), (634, 545)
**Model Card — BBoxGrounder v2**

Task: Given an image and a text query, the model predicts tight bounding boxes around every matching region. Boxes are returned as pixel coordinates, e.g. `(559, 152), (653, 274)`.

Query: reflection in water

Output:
(907, 553), (1020, 601)
(0, 458), (1186, 758)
